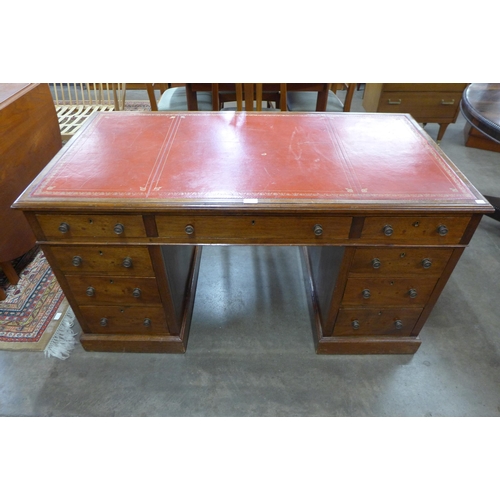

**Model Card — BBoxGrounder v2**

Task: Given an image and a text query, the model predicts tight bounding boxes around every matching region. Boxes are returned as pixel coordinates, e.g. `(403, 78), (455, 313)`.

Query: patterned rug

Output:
(0, 247), (79, 358)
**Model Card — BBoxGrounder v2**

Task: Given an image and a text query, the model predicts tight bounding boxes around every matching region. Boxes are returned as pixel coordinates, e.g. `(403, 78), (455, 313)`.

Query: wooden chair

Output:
(215, 83), (288, 111)
(52, 83), (126, 140)
(147, 83), (215, 111)
(287, 83), (356, 112)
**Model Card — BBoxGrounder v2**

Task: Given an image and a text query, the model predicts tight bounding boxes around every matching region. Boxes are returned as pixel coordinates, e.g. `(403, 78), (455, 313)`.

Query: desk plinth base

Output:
(315, 335), (421, 355)
(80, 246), (202, 354)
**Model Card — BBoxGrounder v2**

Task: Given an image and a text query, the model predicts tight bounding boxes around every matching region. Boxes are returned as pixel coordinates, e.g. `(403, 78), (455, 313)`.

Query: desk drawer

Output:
(342, 277), (438, 307)
(50, 245), (154, 275)
(36, 214), (147, 240)
(349, 247), (453, 276)
(333, 308), (423, 336)
(66, 276), (162, 305)
(360, 216), (470, 244)
(155, 215), (352, 243)
(377, 92), (463, 119)
(382, 84), (467, 93)
(80, 305), (169, 334)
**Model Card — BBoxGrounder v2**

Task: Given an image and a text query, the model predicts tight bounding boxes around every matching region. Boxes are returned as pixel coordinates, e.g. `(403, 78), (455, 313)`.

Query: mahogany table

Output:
(13, 111), (493, 354)
(461, 83), (500, 222)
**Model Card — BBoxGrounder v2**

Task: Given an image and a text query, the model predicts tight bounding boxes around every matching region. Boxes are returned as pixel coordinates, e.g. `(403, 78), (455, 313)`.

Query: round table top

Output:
(461, 83), (500, 144)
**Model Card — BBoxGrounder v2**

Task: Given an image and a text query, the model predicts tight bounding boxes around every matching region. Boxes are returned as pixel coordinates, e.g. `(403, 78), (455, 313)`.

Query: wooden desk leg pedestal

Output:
(301, 245), (463, 355)
(68, 246), (202, 354)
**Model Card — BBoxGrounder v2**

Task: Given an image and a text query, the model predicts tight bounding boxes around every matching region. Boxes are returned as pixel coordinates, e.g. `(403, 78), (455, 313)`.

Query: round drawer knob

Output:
(421, 258), (432, 269)
(86, 286), (95, 297)
(143, 318), (152, 327)
(437, 224), (448, 236)
(408, 288), (418, 298)
(313, 224), (323, 236)
(132, 288), (142, 298)
(185, 224), (195, 235)
(352, 320), (360, 330)
(100, 318), (108, 327)
(362, 289), (371, 299)
(114, 223), (125, 235)
(383, 224), (394, 236)
(72, 256), (83, 267)
(394, 320), (403, 330)
(122, 257), (133, 268)
(58, 222), (70, 233)
(372, 258), (381, 269)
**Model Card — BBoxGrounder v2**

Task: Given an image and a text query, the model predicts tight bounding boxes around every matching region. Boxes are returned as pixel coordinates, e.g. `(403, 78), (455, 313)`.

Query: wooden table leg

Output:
(0, 287), (6, 301)
(0, 260), (19, 286)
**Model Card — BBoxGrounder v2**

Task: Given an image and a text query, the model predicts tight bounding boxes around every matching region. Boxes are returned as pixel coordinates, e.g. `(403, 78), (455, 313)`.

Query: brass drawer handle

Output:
(132, 288), (142, 298)
(72, 256), (83, 267)
(185, 224), (195, 235)
(114, 223), (125, 235)
(362, 289), (371, 299)
(313, 224), (323, 236)
(387, 99), (402, 105)
(394, 320), (403, 330)
(421, 258), (432, 269)
(58, 222), (70, 233)
(441, 99), (455, 105)
(383, 224), (394, 236)
(352, 320), (360, 330)
(100, 317), (108, 327)
(122, 257), (133, 268)
(372, 258), (381, 269)
(86, 286), (95, 297)
(143, 318), (152, 327)
(437, 224), (448, 236)
(408, 288), (418, 298)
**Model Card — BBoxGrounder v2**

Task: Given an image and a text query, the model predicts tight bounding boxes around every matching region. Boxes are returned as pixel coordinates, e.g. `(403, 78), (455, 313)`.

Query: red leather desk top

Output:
(16, 111), (490, 212)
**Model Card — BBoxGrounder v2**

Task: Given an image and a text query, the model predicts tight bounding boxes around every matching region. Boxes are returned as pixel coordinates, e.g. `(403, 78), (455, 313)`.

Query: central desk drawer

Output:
(80, 305), (169, 334)
(36, 214), (147, 240)
(155, 215), (352, 243)
(66, 276), (162, 305)
(50, 246), (154, 275)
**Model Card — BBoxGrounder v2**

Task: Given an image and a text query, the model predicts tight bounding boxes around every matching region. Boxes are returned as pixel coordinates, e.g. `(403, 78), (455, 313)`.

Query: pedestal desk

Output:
(13, 112), (493, 354)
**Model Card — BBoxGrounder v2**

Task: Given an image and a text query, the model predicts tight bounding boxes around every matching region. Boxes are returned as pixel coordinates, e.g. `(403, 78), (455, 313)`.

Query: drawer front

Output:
(156, 215), (352, 243)
(360, 216), (470, 244)
(66, 276), (162, 305)
(36, 214), (147, 240)
(50, 245), (154, 275)
(383, 83), (467, 93)
(342, 277), (438, 306)
(333, 308), (423, 336)
(80, 305), (168, 334)
(349, 247), (453, 276)
(378, 92), (462, 119)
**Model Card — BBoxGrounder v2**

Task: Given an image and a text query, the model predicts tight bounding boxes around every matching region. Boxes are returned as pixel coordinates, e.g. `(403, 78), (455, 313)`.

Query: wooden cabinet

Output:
(0, 83), (61, 294)
(363, 83), (467, 142)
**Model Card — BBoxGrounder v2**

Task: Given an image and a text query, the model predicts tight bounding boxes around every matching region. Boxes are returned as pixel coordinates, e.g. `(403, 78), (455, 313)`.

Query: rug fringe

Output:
(44, 307), (80, 360)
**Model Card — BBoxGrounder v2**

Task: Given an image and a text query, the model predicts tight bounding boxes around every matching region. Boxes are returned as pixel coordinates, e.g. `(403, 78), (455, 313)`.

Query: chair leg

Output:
(0, 260), (19, 286)
(0, 287), (6, 301)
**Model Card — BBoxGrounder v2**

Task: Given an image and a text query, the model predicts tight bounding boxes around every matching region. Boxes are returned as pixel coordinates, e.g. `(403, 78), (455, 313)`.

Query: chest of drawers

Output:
(14, 112), (493, 355)
(363, 83), (467, 142)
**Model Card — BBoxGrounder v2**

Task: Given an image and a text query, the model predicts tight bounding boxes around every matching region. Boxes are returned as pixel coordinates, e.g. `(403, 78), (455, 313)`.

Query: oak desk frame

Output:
(14, 112), (493, 355)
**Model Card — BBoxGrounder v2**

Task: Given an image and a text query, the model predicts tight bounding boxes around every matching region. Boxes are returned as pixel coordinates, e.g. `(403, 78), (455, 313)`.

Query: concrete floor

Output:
(1, 88), (499, 417)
